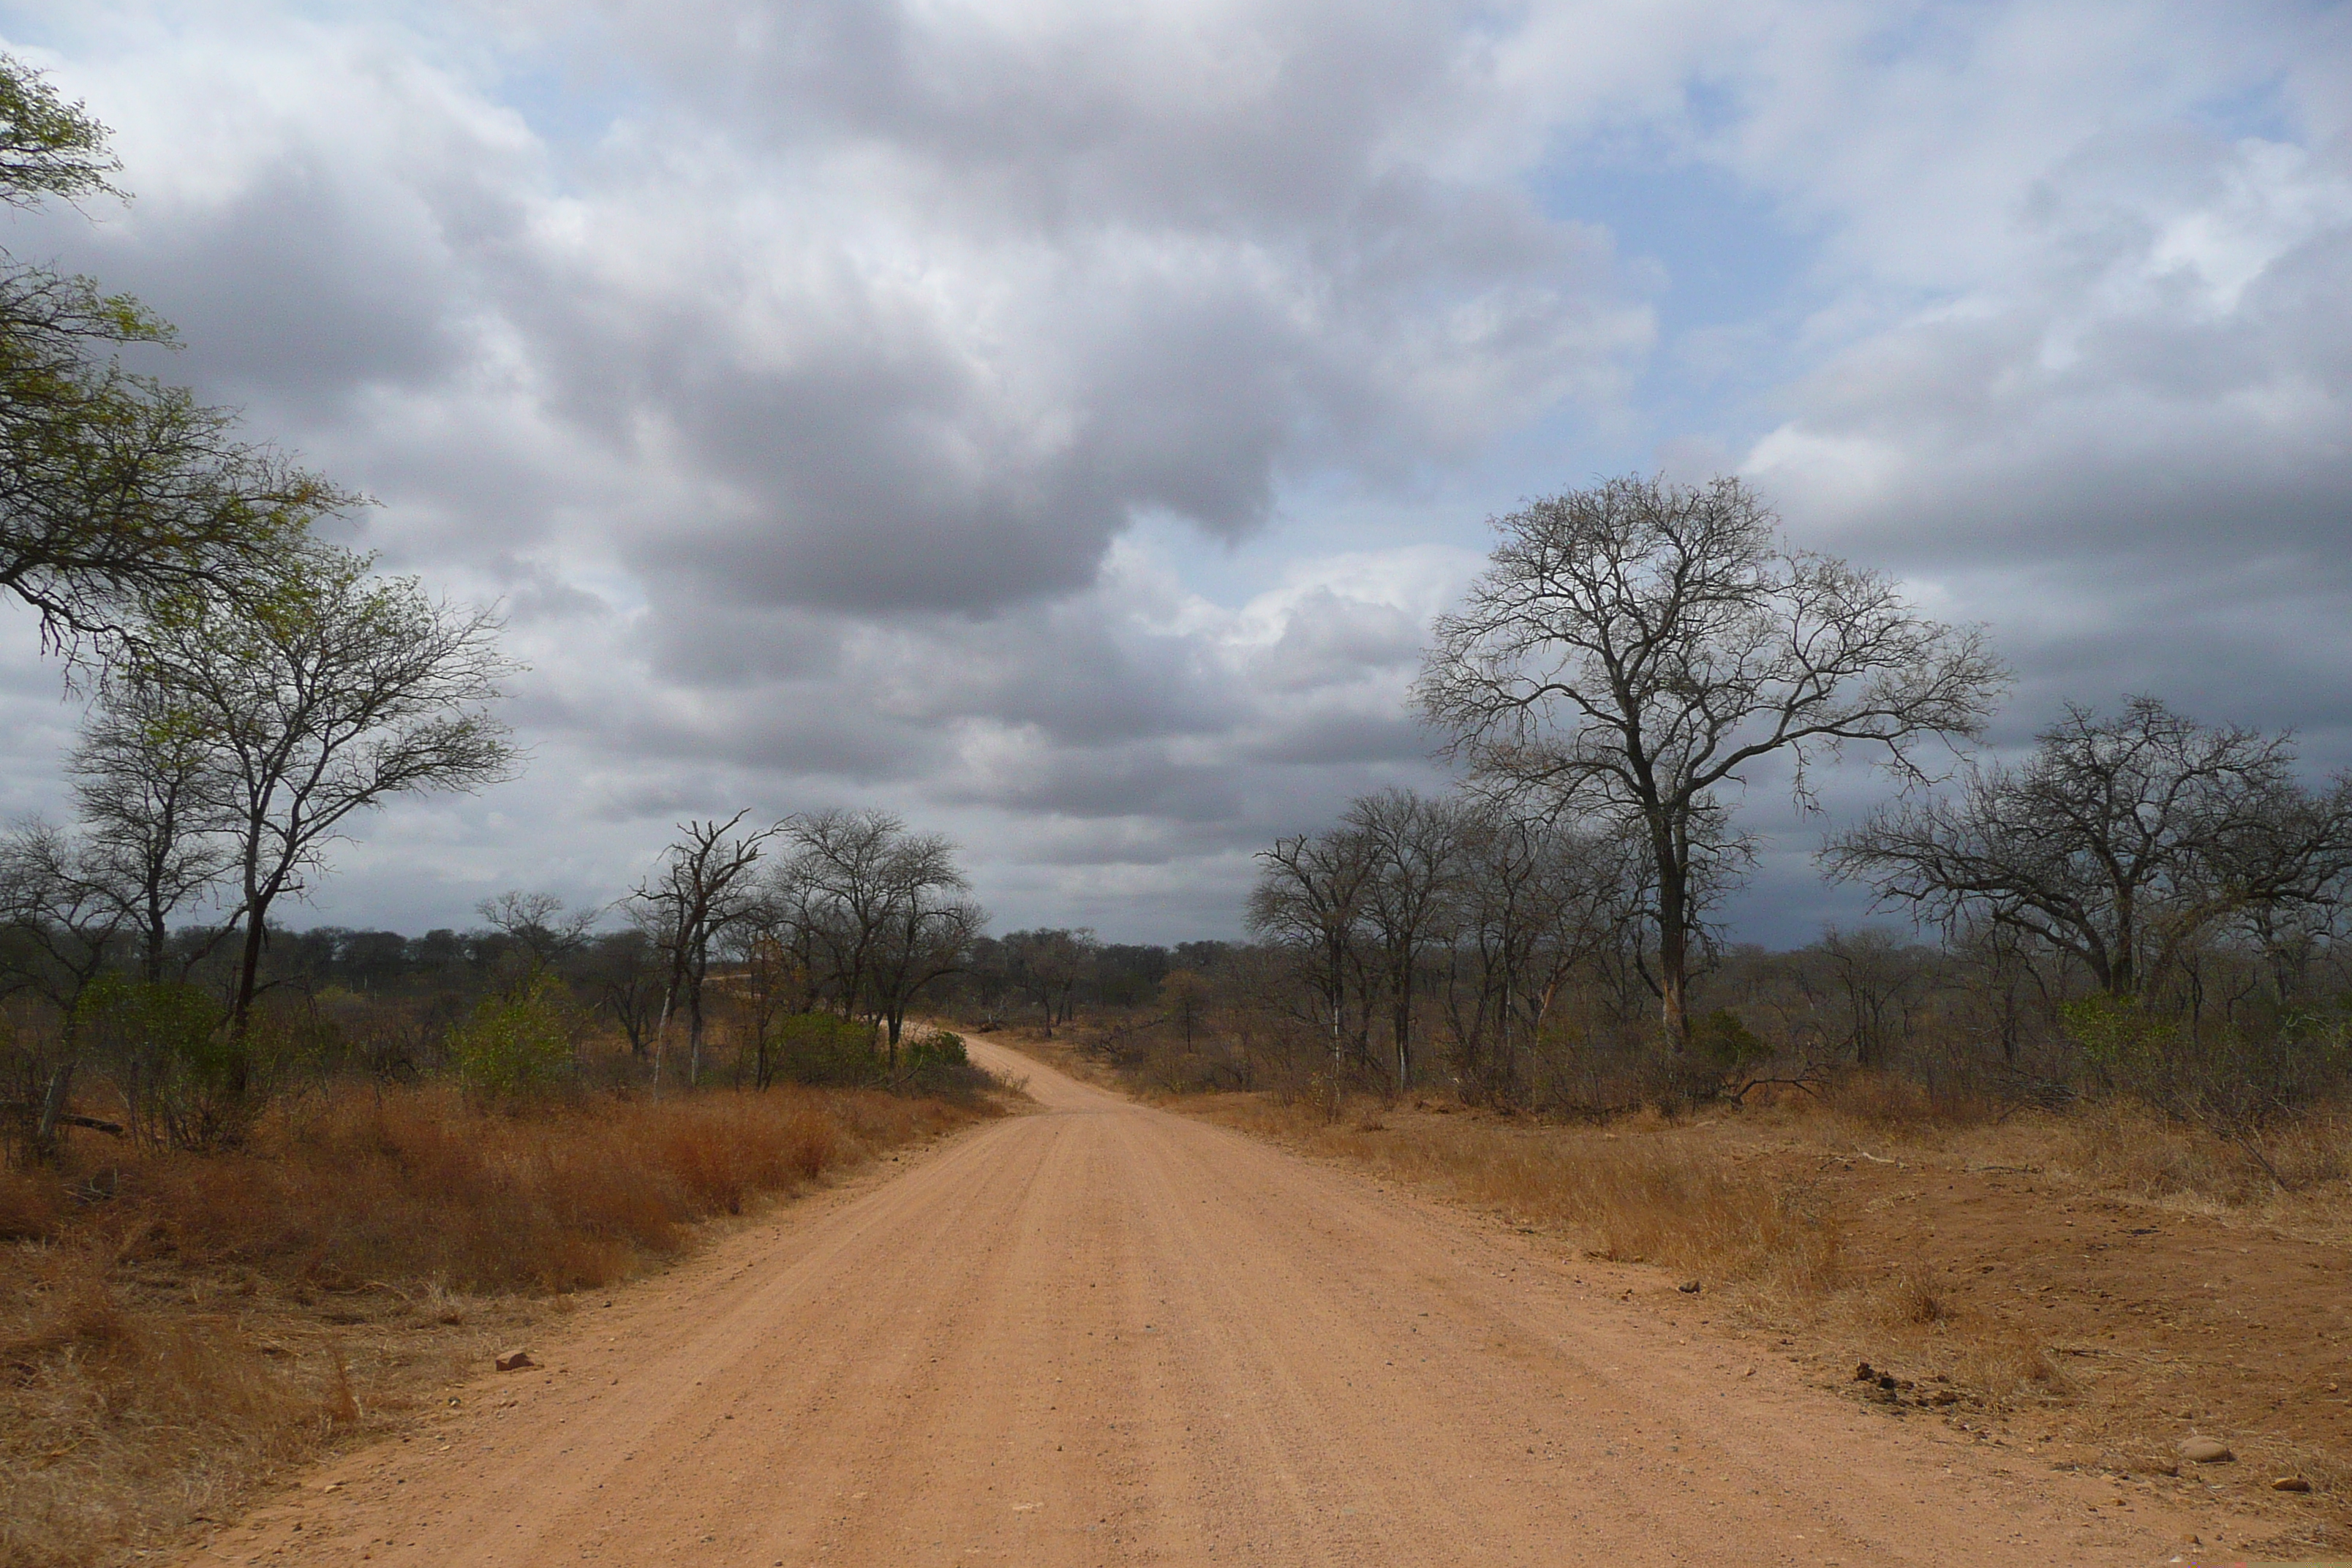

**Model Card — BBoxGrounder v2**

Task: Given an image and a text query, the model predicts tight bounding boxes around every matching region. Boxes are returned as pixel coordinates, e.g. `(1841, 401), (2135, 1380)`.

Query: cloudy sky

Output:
(1, 0), (2347, 944)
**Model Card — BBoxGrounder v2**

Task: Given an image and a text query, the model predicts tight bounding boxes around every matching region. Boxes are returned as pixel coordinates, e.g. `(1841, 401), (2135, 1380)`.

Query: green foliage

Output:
(76, 973), (247, 1147)
(448, 973), (575, 1097)
(764, 1017), (982, 1096)
(0, 53), (122, 208)
(2059, 992), (2174, 1069)
(0, 53), (349, 657)
(898, 1026), (990, 1097)
(2062, 991), (2350, 1143)
(771, 1011), (884, 1088)
(1690, 1008), (1771, 1068)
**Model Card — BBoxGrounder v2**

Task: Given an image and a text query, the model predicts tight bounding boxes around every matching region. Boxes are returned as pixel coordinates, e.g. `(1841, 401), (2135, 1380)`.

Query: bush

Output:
(78, 977), (246, 1150)
(1692, 1009), (1772, 1068)
(446, 973), (574, 1097)
(773, 1012), (885, 1087)
(898, 1026), (993, 1098)
(2063, 991), (2352, 1131)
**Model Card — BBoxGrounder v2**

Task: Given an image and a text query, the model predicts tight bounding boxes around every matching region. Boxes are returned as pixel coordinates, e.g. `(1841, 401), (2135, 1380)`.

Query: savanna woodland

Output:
(3, 44), (2349, 1568)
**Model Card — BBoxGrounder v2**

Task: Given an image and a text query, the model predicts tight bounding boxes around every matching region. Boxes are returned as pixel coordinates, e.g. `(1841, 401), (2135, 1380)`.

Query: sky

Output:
(0, 0), (2347, 946)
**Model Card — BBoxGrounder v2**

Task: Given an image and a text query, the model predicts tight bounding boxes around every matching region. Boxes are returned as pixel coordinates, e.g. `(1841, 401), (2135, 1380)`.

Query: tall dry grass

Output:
(0, 1081), (995, 1568)
(1196, 1096), (1842, 1296)
(1749, 1079), (2352, 1226)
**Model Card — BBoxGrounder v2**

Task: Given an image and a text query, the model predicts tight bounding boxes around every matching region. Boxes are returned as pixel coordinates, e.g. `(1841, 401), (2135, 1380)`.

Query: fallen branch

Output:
(1728, 1073), (1825, 1104)
(4, 1103), (124, 1136)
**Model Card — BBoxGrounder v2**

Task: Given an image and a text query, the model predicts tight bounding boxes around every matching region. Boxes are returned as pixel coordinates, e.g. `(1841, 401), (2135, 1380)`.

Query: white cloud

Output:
(0, 0), (2345, 944)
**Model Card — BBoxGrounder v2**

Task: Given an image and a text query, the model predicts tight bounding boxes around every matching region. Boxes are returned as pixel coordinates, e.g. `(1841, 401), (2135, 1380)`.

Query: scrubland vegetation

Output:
(2, 40), (2348, 1565)
(930, 480), (2352, 1542)
(1, 967), (1000, 1568)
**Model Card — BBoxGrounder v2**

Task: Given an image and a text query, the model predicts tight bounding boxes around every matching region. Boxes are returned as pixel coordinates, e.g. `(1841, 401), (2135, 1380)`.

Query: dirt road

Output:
(193, 1037), (2234, 1567)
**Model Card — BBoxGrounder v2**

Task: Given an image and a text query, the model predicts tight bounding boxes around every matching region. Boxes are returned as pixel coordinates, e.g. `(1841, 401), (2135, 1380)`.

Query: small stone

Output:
(1678, 1280), (1702, 1294)
(2177, 1436), (2234, 1464)
(496, 1351), (535, 1372)
(2271, 1476), (2311, 1493)
(1853, 1361), (1877, 1382)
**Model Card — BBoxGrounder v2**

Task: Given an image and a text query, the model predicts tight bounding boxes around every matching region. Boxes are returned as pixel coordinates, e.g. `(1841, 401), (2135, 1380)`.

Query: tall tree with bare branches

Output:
(1248, 826), (1379, 1089)
(1828, 697), (2352, 998)
(777, 809), (982, 1061)
(67, 684), (235, 982)
(1418, 474), (2005, 1048)
(632, 812), (779, 1088)
(1345, 788), (1462, 1090)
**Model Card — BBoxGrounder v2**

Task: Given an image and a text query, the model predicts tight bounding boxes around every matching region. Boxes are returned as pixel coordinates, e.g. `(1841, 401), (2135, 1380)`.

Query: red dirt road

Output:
(188, 1036), (2234, 1567)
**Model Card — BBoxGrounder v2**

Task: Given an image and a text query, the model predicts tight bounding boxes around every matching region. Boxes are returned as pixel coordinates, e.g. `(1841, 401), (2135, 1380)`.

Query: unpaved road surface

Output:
(192, 1038), (2238, 1567)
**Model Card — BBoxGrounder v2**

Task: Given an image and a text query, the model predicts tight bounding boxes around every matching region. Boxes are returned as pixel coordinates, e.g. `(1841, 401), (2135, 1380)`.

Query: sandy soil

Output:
(178, 1036), (2246, 1567)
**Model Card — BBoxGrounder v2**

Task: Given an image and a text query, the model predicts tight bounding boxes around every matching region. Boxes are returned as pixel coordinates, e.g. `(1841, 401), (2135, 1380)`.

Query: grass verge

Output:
(1164, 1079), (2351, 1556)
(1, 1082), (1000, 1568)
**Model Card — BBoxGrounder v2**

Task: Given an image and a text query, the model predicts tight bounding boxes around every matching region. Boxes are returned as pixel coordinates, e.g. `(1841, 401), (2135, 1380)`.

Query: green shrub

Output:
(77, 976), (249, 1149)
(772, 1012), (884, 1088)
(447, 973), (574, 1097)
(1691, 1009), (1771, 1068)
(899, 1027), (990, 1097)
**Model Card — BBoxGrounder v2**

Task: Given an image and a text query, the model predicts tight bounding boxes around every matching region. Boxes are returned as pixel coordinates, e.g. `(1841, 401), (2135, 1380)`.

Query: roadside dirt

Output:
(1733, 1127), (2352, 1493)
(178, 1036), (2275, 1567)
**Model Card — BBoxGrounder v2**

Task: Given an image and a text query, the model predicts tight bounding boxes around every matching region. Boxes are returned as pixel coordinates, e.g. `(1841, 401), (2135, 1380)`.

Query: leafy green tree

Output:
(127, 543), (519, 1074)
(0, 53), (344, 656)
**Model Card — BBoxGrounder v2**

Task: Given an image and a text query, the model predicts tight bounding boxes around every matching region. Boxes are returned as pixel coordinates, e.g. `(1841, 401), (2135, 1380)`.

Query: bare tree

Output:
(631, 812), (779, 1088)
(0, 822), (133, 1154)
(997, 928), (1098, 1037)
(1828, 697), (2352, 998)
(1249, 826), (1379, 1093)
(778, 810), (983, 1060)
(128, 544), (517, 1077)
(584, 927), (664, 1057)
(1816, 926), (1933, 1069)
(1440, 802), (1637, 1102)
(1345, 788), (1462, 1090)
(863, 837), (986, 1062)
(778, 808), (903, 1027)
(475, 890), (595, 976)
(1419, 474), (2005, 1048)
(67, 685), (235, 981)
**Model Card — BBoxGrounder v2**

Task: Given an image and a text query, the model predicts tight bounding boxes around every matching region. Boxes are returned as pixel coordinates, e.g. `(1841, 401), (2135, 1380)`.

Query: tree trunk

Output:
(33, 1057), (76, 1161)
(227, 912), (269, 1093)
(1392, 985), (1412, 1090)
(1654, 834), (1691, 1052)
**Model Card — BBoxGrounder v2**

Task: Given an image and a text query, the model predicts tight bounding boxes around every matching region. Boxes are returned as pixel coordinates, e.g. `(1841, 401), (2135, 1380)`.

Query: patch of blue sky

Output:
(1525, 151), (1825, 478)
(1152, 152), (1830, 611)
(2186, 72), (2302, 145)
(487, 34), (656, 167)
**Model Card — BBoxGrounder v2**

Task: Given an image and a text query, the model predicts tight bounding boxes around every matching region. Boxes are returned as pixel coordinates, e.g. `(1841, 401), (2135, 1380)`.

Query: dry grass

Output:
(0, 1081), (998, 1568)
(1191, 1095), (1844, 1297)
(1177, 1079), (2351, 1499)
